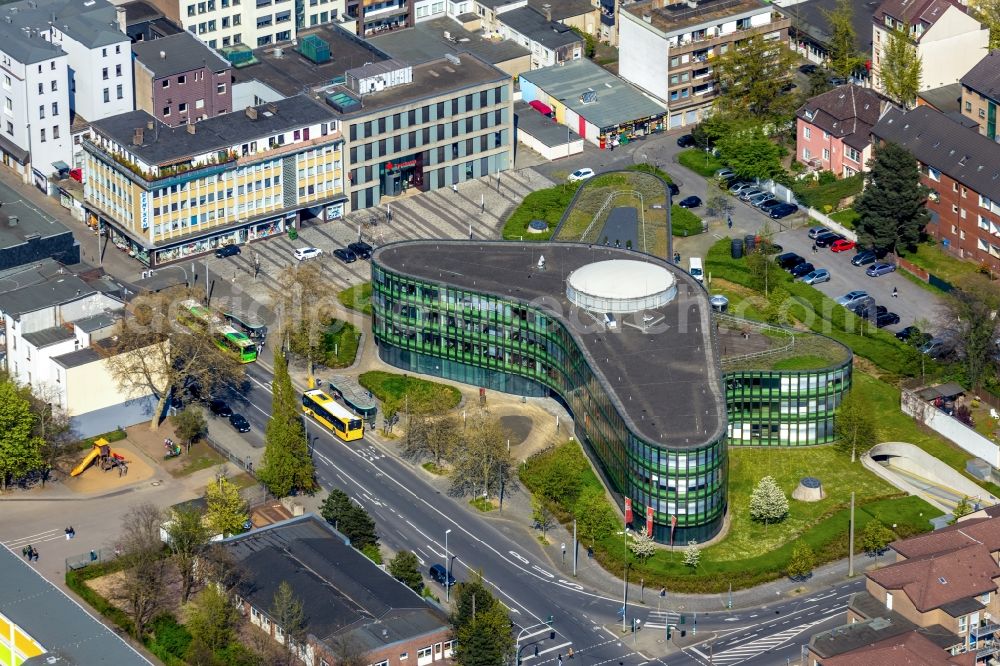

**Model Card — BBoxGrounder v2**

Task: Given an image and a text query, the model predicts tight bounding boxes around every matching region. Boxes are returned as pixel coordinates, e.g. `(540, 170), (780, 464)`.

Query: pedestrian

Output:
(65, 527), (70, 540)
(31, 547), (38, 562)
(69, 526), (75, 539)
(892, 286), (898, 298)
(811, 244), (818, 254)
(558, 654), (563, 666)
(452, 183), (457, 193)
(727, 215), (733, 230)
(21, 545), (29, 559)
(568, 647), (575, 659)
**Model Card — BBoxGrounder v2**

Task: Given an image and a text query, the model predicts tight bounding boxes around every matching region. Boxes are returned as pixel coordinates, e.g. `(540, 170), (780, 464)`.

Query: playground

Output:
(62, 437), (154, 494)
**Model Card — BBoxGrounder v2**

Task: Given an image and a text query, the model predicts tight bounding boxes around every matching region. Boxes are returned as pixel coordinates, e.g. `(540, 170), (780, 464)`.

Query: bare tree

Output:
(939, 275), (1000, 388)
(402, 411), (461, 467)
(327, 635), (369, 666)
(164, 503), (211, 603)
(449, 412), (516, 501)
(105, 286), (245, 430)
(273, 263), (338, 360)
(270, 581), (307, 666)
(113, 503), (169, 638)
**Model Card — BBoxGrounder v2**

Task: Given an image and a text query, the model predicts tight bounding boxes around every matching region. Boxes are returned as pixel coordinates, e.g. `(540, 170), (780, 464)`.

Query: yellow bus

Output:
(302, 389), (364, 441)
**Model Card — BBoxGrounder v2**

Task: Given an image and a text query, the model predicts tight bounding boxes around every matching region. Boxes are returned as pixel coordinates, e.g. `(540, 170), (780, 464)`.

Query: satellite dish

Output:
(537, 255), (546, 269)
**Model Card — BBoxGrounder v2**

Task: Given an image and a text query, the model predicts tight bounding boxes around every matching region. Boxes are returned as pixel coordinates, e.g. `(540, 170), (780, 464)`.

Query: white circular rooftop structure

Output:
(566, 260), (677, 314)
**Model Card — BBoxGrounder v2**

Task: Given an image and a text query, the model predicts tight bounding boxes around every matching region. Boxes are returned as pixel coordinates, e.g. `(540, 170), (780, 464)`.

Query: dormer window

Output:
(885, 15), (894, 28)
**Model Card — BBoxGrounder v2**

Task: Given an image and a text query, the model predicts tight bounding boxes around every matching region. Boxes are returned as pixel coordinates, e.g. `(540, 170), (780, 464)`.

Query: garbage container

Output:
(731, 238), (744, 259)
(744, 234), (756, 254)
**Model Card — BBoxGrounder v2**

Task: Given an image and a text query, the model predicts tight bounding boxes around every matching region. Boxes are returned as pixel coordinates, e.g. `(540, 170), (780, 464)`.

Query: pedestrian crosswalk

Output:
(3, 528), (69, 549)
(643, 610), (680, 628)
(688, 613), (840, 665)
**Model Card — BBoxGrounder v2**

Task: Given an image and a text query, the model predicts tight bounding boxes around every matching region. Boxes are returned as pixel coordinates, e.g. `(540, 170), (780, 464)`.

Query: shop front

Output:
(379, 154), (425, 197)
(598, 113), (667, 150)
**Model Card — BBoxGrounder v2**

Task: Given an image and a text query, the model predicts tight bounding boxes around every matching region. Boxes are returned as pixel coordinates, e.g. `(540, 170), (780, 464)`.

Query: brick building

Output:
(222, 514), (454, 666)
(132, 32), (233, 127)
(795, 84), (889, 177)
(871, 104), (1000, 272)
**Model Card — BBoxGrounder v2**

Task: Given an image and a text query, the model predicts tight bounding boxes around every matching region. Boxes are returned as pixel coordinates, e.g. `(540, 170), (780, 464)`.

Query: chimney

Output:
(8, 215), (18, 226)
(642, 12), (652, 22)
(245, 106), (258, 120)
(186, 123), (196, 134)
(133, 127), (144, 145)
(266, 102), (278, 114)
(159, 50), (166, 59)
(116, 5), (126, 32)
(542, 3), (551, 20)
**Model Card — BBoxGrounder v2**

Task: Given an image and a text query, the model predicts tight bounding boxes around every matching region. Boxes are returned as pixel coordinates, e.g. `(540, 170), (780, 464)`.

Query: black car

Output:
(676, 134), (696, 148)
(229, 413), (251, 433)
(875, 311), (901, 328)
(799, 63), (819, 75)
(668, 183), (680, 197)
(769, 203), (799, 219)
(348, 241), (373, 259)
(896, 326), (932, 345)
(215, 244), (240, 258)
(333, 248), (357, 263)
(780, 81), (797, 93)
(678, 195), (701, 208)
(851, 301), (885, 318)
(790, 261), (815, 278)
(759, 199), (785, 213)
(209, 399), (232, 417)
(777, 252), (806, 270)
(851, 249), (879, 266)
(814, 232), (845, 248)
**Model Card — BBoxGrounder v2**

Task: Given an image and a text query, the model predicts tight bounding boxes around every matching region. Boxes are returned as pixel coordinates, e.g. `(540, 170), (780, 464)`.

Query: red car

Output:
(830, 239), (857, 252)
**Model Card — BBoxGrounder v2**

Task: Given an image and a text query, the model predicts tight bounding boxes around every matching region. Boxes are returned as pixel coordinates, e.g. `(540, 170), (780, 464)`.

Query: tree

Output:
(859, 517), (895, 566)
(854, 141), (929, 255)
(824, 0), (865, 79)
(453, 574), (499, 630)
(185, 585), (240, 656)
(835, 390), (879, 461)
(531, 497), (555, 539)
(320, 488), (379, 549)
(574, 487), (619, 542)
(388, 550), (424, 593)
(787, 541), (815, 579)
(452, 574), (514, 666)
(712, 34), (798, 120)
(326, 635), (369, 666)
(705, 193), (734, 219)
(950, 496), (974, 524)
(258, 350), (316, 497)
(749, 475), (789, 526)
(940, 276), (1000, 388)
(172, 405), (207, 453)
(165, 504), (212, 603)
(879, 26), (922, 108)
(970, 0), (1000, 49)
(113, 503), (169, 638)
(205, 475), (248, 537)
(808, 68), (834, 97)
(449, 412), (515, 502)
(106, 286), (245, 430)
(715, 125), (785, 181)
(402, 411), (461, 467)
(683, 540), (701, 569)
(628, 531), (657, 562)
(270, 581), (306, 662)
(0, 379), (46, 490)
(274, 262), (330, 362)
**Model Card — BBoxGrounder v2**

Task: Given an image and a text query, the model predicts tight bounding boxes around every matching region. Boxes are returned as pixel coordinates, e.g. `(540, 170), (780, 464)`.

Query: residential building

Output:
(871, 104), (1000, 273)
(0, 179), (80, 270)
(141, 0), (345, 49)
(132, 32), (233, 127)
(960, 50), (1000, 141)
(777, 0), (877, 66)
(472, 0), (597, 36)
(222, 514), (454, 666)
(346, 0), (414, 36)
(871, 0), (987, 95)
(0, 545), (151, 665)
(121, 0), (186, 42)
(795, 84), (889, 177)
(519, 58), (666, 148)
(495, 6), (583, 68)
(83, 94), (345, 265)
(618, 0), (791, 129)
(917, 82), (962, 114)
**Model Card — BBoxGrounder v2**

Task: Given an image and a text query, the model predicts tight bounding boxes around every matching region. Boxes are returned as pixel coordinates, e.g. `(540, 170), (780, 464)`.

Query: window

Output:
(52, 125), (59, 139)
(400, 653), (409, 661)
(116, 64), (122, 77)
(802, 147), (811, 160)
(803, 126), (811, 139)
(188, 4), (196, 15)
(102, 67), (108, 80)
(51, 80), (57, 92)
(885, 592), (893, 610)
(959, 615), (968, 634)
(103, 88), (110, 103)
(178, 75), (186, 84)
(846, 147), (861, 162)
(117, 84), (123, 99)
(37, 82), (43, 94)
(196, 99), (204, 109)
(966, 100), (973, 111)
(822, 148), (830, 160)
(39, 128), (45, 142)
(980, 109), (986, 119)
(179, 102), (188, 113)
(217, 82), (226, 94)
(38, 105), (45, 119)
(981, 592), (991, 604)
(163, 106), (171, 116)
(5, 121), (11, 135)
(51, 102), (58, 116)
(162, 79), (169, 88)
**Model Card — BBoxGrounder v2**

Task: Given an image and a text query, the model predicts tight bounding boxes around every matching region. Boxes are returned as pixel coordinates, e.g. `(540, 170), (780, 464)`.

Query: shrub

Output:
(791, 174), (863, 210)
(671, 205), (703, 237)
(678, 149), (725, 177)
(502, 183), (582, 240)
(146, 615), (192, 664)
(359, 371), (462, 413)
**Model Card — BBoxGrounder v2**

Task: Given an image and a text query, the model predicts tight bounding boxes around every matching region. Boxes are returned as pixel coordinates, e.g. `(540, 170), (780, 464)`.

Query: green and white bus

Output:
(180, 299), (258, 363)
(224, 307), (268, 342)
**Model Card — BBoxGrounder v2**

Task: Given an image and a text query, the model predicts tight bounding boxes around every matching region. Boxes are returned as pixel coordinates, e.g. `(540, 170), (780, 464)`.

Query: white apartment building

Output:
(0, 0), (133, 187)
(146, 0), (345, 49)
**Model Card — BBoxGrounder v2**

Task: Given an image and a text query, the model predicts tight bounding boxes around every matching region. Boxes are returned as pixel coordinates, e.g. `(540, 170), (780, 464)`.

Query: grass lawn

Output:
(678, 148), (724, 177)
(771, 355), (833, 371)
(338, 282), (372, 315)
(903, 242), (982, 287)
(359, 371), (462, 413)
(828, 208), (859, 229)
(672, 205), (703, 237)
(170, 441), (225, 477)
(791, 174), (864, 211)
(627, 163), (674, 183)
(320, 320), (361, 368)
(502, 182), (581, 240)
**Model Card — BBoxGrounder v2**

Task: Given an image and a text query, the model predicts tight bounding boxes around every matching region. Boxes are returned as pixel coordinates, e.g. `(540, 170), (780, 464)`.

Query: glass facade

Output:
(371, 260), (727, 544)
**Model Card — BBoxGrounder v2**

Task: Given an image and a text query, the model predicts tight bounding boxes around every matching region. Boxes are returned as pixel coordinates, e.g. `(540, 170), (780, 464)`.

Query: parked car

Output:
(920, 337), (954, 359)
(836, 290), (870, 308)
(715, 168), (736, 181)
(568, 168), (595, 182)
(808, 226), (830, 239)
(677, 134), (696, 147)
(229, 413), (251, 433)
(790, 261), (815, 278)
(209, 399), (233, 417)
(814, 232), (844, 248)
(678, 195), (702, 208)
(830, 239), (856, 252)
(748, 192), (776, 208)
(759, 199), (785, 213)
(667, 183), (680, 197)
(780, 81), (797, 93)
(348, 241), (373, 259)
(739, 189), (765, 202)
(874, 311), (901, 327)
(215, 244), (240, 258)
(730, 182), (756, 195)
(866, 262), (896, 277)
(799, 63), (819, 74)
(429, 563), (456, 587)
(769, 203), (799, 219)
(852, 302), (885, 318)
(333, 248), (358, 263)
(829, 76), (848, 86)
(801, 268), (831, 284)
(293, 247), (323, 261)
(896, 326), (931, 344)
(777, 252), (806, 270)
(851, 249), (880, 266)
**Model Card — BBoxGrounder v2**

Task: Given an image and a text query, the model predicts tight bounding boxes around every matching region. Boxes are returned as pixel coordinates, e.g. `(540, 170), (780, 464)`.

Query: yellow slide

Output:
(71, 438), (110, 477)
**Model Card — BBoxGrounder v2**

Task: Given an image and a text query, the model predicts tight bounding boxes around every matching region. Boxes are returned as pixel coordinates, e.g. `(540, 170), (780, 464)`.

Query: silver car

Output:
(729, 182), (756, 195)
(748, 192), (777, 207)
(739, 188), (765, 202)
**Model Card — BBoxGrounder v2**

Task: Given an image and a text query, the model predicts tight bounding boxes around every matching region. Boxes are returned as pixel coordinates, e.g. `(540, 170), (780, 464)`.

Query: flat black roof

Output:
(514, 101), (579, 147)
(369, 16), (530, 66)
(373, 241), (726, 448)
(133, 31), (231, 78)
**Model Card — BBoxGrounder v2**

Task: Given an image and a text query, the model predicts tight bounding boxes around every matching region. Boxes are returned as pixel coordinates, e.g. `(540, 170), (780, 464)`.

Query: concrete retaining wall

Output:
(901, 389), (1000, 467)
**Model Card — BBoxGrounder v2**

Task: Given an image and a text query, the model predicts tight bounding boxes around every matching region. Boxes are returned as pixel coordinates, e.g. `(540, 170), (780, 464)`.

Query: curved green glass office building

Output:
(372, 241), (729, 543)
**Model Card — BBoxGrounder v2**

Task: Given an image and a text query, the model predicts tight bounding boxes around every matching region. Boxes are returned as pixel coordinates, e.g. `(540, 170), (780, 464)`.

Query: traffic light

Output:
(549, 630), (556, 640)
(534, 646), (539, 657)
(666, 626), (672, 639)
(680, 614), (686, 624)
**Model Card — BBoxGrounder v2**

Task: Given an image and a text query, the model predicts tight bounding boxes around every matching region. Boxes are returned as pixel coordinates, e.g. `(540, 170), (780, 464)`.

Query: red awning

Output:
(529, 100), (552, 116)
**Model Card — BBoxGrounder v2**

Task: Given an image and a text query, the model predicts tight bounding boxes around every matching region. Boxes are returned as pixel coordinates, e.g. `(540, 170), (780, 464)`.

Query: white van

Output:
(689, 257), (704, 283)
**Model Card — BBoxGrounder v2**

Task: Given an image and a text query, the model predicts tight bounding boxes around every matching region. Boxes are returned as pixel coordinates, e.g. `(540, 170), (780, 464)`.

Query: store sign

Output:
(140, 191), (150, 229)
(385, 158), (417, 171)
(646, 506), (654, 537)
(325, 202), (344, 221)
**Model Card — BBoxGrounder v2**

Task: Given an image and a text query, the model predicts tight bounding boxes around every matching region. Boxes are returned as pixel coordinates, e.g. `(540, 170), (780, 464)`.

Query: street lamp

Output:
(445, 529), (453, 603)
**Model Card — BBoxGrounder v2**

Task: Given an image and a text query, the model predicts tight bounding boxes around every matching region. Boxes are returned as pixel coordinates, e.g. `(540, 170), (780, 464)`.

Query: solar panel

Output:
(581, 90), (598, 104)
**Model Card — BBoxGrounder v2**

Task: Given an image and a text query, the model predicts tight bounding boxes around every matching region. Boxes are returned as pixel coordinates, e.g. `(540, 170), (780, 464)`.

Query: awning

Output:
(529, 100), (553, 116)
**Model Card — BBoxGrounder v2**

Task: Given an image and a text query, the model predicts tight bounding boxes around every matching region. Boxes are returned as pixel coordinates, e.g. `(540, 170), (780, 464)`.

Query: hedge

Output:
(627, 163), (674, 183)
(502, 182), (582, 240)
(671, 205), (704, 237)
(359, 371), (462, 412)
(791, 174), (864, 211)
(678, 149), (725, 177)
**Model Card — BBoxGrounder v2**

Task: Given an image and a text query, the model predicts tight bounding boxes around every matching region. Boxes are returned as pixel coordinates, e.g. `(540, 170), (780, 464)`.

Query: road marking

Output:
(689, 646), (710, 660)
(509, 550), (530, 564)
(520, 642), (572, 662)
(558, 579), (584, 590)
(532, 565), (555, 578)
(3, 529), (66, 547)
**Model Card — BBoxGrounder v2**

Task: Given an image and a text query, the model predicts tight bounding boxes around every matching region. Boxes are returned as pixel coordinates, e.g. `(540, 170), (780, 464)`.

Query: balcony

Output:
(669, 15), (791, 54)
(970, 622), (1000, 639)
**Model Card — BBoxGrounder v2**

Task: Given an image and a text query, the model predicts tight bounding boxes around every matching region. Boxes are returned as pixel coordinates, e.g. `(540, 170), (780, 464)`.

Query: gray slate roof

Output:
(782, 0), (878, 52)
(90, 95), (337, 165)
(1, 0), (128, 57)
(871, 105), (1000, 202)
(0, 546), (152, 665)
(369, 16), (530, 65)
(796, 84), (889, 151)
(0, 275), (94, 317)
(51, 346), (101, 369)
(498, 6), (582, 50)
(520, 59), (665, 131)
(133, 31), (230, 78)
(223, 515), (450, 653)
(22, 325), (75, 348)
(73, 310), (121, 333)
(961, 50), (1000, 101)
(527, 0), (595, 21)
(917, 82), (962, 114)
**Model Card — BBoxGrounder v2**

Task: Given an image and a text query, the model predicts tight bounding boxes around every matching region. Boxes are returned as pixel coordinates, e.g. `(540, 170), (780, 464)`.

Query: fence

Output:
(805, 208), (857, 241)
(66, 546), (117, 571)
(895, 257), (954, 292)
